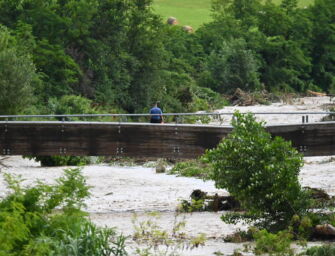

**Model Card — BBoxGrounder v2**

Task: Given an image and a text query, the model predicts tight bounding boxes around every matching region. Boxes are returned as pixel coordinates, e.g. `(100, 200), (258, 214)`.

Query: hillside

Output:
(153, 0), (313, 29)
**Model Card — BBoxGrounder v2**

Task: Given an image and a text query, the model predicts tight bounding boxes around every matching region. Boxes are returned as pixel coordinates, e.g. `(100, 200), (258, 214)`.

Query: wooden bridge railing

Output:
(0, 121), (334, 158)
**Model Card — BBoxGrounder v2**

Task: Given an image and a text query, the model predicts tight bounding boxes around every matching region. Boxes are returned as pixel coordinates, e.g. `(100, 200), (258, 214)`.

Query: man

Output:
(149, 102), (164, 123)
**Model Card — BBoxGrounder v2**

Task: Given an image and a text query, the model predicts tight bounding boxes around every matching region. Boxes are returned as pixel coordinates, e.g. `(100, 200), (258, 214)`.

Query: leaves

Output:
(205, 112), (309, 231)
(0, 168), (126, 255)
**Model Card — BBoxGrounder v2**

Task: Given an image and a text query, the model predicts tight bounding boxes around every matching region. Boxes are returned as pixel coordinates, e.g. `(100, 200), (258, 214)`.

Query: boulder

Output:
(314, 224), (335, 236)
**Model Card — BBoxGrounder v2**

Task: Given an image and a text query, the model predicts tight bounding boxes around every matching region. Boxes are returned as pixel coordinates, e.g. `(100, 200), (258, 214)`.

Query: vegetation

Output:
(1, 0), (335, 250)
(169, 159), (212, 179)
(0, 0), (334, 118)
(204, 112), (310, 231)
(253, 229), (294, 255)
(0, 25), (36, 115)
(303, 244), (335, 256)
(152, 0), (313, 29)
(132, 212), (206, 255)
(24, 155), (93, 166)
(153, 0), (213, 29)
(0, 167), (127, 255)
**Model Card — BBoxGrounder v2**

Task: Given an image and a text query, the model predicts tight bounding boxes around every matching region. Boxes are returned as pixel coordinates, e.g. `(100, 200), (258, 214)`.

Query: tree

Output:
(310, 0), (335, 93)
(0, 26), (36, 114)
(256, 1), (312, 92)
(211, 0), (262, 27)
(200, 39), (261, 93)
(47, 94), (98, 120)
(92, 0), (167, 113)
(204, 112), (309, 231)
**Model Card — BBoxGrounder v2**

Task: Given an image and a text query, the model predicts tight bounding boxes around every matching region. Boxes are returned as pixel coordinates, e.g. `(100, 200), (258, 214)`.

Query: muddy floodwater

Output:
(0, 97), (334, 255)
(0, 155), (334, 255)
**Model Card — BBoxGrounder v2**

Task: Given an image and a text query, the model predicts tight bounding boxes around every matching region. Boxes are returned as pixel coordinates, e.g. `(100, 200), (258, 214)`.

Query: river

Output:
(0, 154), (333, 255)
(0, 96), (334, 255)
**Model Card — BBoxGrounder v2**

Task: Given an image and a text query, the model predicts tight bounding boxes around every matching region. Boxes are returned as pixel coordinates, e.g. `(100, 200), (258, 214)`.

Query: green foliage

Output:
(290, 214), (313, 240)
(92, 0), (168, 113)
(178, 199), (206, 213)
(0, 25), (37, 115)
(153, 0), (212, 29)
(47, 94), (98, 120)
(200, 38), (261, 93)
(153, 0), (313, 30)
(304, 212), (335, 233)
(310, 0), (335, 93)
(0, 0), (333, 116)
(34, 40), (81, 99)
(204, 112), (309, 230)
(200, 0), (315, 93)
(24, 155), (92, 166)
(253, 229), (294, 256)
(0, 168), (127, 255)
(169, 159), (212, 179)
(303, 244), (335, 256)
(132, 212), (206, 255)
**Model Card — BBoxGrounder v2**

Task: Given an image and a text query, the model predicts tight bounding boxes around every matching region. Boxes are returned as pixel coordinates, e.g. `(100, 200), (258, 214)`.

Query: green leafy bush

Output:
(253, 229), (294, 256)
(169, 159), (212, 179)
(200, 39), (261, 94)
(0, 25), (37, 115)
(178, 198), (206, 213)
(24, 155), (92, 166)
(0, 168), (127, 256)
(47, 95), (99, 121)
(204, 112), (310, 231)
(303, 244), (335, 256)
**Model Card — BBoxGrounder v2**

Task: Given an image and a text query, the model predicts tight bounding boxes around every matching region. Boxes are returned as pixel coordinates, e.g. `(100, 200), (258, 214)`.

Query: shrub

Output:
(169, 159), (212, 179)
(47, 95), (98, 121)
(178, 198), (206, 213)
(0, 25), (36, 115)
(132, 212), (206, 255)
(303, 244), (335, 256)
(0, 168), (127, 256)
(200, 39), (261, 94)
(24, 155), (92, 166)
(253, 229), (294, 256)
(204, 112), (310, 231)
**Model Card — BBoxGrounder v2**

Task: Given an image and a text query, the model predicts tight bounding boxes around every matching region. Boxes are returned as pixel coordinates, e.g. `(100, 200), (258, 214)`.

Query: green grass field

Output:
(153, 0), (212, 29)
(153, 0), (313, 30)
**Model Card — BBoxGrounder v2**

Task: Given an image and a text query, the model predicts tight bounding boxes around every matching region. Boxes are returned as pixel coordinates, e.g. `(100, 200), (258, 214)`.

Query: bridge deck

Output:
(0, 121), (334, 158)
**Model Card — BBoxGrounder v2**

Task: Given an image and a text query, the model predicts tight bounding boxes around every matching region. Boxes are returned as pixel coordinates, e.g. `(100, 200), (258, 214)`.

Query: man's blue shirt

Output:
(150, 107), (162, 120)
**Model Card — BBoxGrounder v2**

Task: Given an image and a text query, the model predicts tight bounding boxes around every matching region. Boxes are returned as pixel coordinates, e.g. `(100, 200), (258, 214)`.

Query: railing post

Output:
(302, 115), (309, 124)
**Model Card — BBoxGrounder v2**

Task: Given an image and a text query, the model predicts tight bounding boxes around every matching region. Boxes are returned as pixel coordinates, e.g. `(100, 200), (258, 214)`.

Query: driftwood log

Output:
(190, 189), (241, 211)
(314, 224), (335, 237)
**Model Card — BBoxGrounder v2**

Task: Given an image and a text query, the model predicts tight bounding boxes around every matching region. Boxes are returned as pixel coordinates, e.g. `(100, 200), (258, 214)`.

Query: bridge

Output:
(0, 112), (334, 159)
